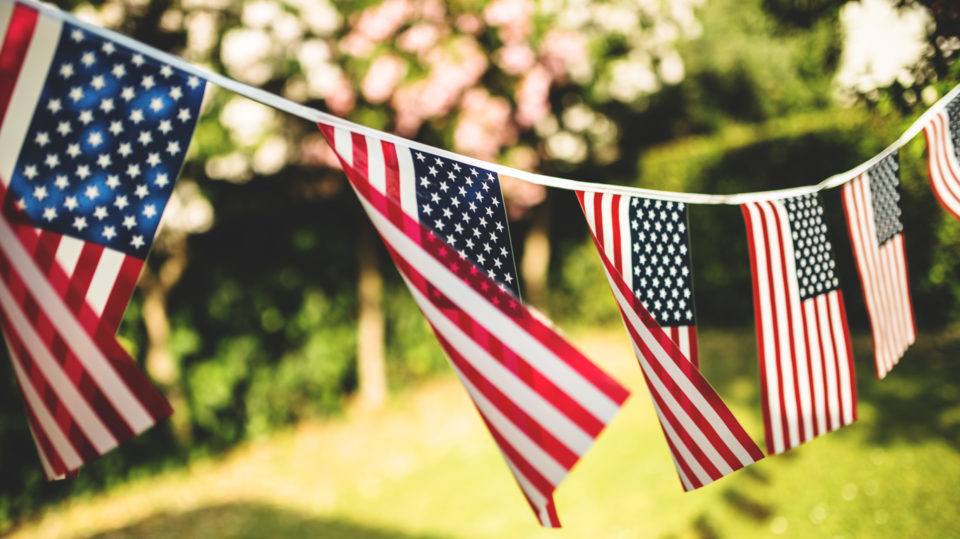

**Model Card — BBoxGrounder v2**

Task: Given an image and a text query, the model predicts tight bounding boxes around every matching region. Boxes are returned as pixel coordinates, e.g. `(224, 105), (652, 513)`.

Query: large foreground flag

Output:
(923, 92), (960, 220)
(318, 123), (629, 528)
(0, 1), (205, 478)
(741, 194), (857, 455)
(577, 190), (763, 491)
(841, 153), (916, 379)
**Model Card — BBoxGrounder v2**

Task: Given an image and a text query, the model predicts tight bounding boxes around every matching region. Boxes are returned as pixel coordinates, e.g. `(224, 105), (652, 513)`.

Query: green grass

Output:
(7, 327), (960, 538)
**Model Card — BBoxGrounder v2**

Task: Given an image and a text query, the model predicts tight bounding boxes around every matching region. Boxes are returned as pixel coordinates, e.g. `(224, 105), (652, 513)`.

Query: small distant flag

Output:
(577, 190), (764, 491)
(318, 123), (629, 528)
(923, 93), (960, 220)
(841, 153), (916, 379)
(0, 1), (205, 478)
(741, 194), (857, 455)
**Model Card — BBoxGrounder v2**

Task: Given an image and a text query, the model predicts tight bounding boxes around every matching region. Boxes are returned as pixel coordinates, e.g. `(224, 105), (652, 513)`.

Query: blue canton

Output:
(947, 93), (960, 160)
(629, 197), (695, 326)
(784, 194), (840, 301)
(412, 150), (520, 299)
(866, 152), (903, 247)
(8, 23), (204, 259)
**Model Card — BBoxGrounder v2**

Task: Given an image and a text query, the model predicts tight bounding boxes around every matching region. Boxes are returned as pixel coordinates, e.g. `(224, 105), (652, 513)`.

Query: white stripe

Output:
(618, 195), (633, 291)
(2, 336), (60, 479)
(333, 126), (353, 168)
(744, 202), (784, 453)
(350, 186), (622, 422)
(890, 235), (916, 345)
(0, 215), (154, 432)
(0, 0), (16, 48)
(677, 326), (690, 360)
(406, 278), (594, 455)
(7, 340), (83, 470)
(600, 193), (614, 256)
(54, 235), (83, 276)
(499, 447), (549, 512)
(774, 201), (814, 443)
(583, 192), (597, 235)
(364, 134), (386, 194)
(448, 361), (567, 487)
(646, 381), (714, 486)
(0, 13), (61, 184)
(815, 294), (841, 428)
(0, 276), (117, 452)
(602, 263), (754, 467)
(802, 300), (827, 435)
(759, 201), (800, 450)
(396, 144), (418, 221)
(85, 248), (125, 316)
(828, 291), (855, 425)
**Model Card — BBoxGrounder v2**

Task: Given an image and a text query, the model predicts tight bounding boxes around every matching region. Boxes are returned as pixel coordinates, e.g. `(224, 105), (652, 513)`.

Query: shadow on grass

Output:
(85, 502), (440, 539)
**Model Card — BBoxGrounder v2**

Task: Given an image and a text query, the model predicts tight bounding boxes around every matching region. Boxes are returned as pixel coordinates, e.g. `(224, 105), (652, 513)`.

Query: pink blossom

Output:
(499, 175), (546, 220)
(301, 133), (342, 170)
(483, 0), (532, 43)
(418, 0), (446, 23)
(541, 29), (589, 78)
(397, 23), (440, 54)
(339, 31), (375, 57)
(496, 43), (535, 75)
(454, 88), (516, 160)
(362, 54), (406, 104)
(325, 75), (356, 116)
(353, 0), (413, 41)
(515, 65), (552, 128)
(455, 13), (484, 34)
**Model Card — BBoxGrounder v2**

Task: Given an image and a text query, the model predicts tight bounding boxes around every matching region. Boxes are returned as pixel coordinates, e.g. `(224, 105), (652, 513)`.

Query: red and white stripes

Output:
(741, 200), (856, 455)
(0, 1), (170, 480)
(319, 123), (629, 528)
(842, 174), (916, 379)
(923, 106), (960, 220)
(577, 190), (763, 490)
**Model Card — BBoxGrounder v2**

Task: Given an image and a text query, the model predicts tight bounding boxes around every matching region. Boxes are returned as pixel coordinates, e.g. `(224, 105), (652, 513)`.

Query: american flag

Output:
(318, 123), (629, 527)
(923, 93), (960, 220)
(577, 190), (764, 490)
(841, 153), (916, 379)
(0, 2), (204, 478)
(741, 194), (857, 455)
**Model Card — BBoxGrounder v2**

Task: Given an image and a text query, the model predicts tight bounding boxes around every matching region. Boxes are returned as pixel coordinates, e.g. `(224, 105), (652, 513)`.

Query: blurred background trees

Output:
(1, 0), (958, 526)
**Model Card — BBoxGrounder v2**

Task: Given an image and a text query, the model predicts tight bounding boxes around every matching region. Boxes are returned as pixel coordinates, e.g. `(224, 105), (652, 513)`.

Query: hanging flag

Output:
(841, 153), (916, 379)
(923, 93), (960, 220)
(0, 1), (205, 478)
(741, 194), (857, 455)
(317, 123), (629, 528)
(577, 190), (763, 491)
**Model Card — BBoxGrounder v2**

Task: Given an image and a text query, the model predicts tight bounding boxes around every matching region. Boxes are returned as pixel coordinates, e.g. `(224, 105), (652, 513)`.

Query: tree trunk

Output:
(521, 198), (551, 312)
(356, 227), (387, 410)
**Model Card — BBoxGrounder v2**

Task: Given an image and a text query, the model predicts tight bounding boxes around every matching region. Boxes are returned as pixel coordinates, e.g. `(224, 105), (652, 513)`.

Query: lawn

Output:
(6, 326), (960, 538)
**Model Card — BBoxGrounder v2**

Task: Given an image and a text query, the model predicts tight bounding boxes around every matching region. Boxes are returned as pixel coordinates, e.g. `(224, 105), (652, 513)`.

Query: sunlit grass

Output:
(7, 327), (960, 538)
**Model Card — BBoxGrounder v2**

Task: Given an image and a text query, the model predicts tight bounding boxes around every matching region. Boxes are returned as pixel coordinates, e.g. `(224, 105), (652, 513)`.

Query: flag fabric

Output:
(741, 194), (857, 455)
(318, 123), (629, 528)
(576, 190), (764, 491)
(0, 1), (204, 478)
(841, 153), (916, 379)
(923, 93), (960, 220)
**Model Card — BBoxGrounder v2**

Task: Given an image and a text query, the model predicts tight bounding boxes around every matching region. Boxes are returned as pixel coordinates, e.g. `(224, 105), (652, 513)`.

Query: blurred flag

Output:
(841, 153), (916, 379)
(923, 93), (960, 220)
(0, 1), (205, 478)
(577, 190), (763, 491)
(741, 194), (857, 455)
(318, 123), (629, 528)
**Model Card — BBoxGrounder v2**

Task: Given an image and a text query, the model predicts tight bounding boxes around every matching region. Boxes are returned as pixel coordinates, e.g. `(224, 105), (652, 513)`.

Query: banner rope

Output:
(21, 0), (960, 205)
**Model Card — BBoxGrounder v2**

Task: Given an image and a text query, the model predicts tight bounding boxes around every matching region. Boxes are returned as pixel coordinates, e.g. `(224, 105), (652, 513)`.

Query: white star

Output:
(126, 164), (141, 178)
(99, 98), (114, 113)
(71, 29), (84, 42)
(130, 109), (144, 124)
(109, 121), (123, 135)
(122, 215), (136, 229)
(102, 225), (116, 240)
(159, 65), (173, 78)
(64, 196), (78, 211)
(130, 235), (145, 249)
(146, 153), (161, 166)
(42, 207), (57, 221)
(91, 75), (105, 90)
(158, 120), (172, 135)
(59, 63), (74, 78)
(121, 87), (135, 101)
(168, 87), (182, 101)
(32, 185), (47, 201)
(44, 153), (59, 168)
(142, 204), (157, 218)
(149, 97), (164, 112)
(56, 121), (71, 136)
(187, 76), (200, 88)
(117, 143), (133, 158)
(84, 184), (99, 200)
(114, 195), (129, 209)
(78, 110), (93, 125)
(47, 98), (62, 113)
(421, 203), (432, 215)
(93, 206), (108, 220)
(132, 54), (145, 67)
(106, 175), (120, 189)
(141, 75), (155, 89)
(177, 108), (192, 122)
(34, 132), (50, 147)
(69, 86), (84, 102)
(154, 173), (169, 188)
(102, 42), (115, 55)
(112, 64), (126, 78)
(80, 51), (95, 67)
(138, 131), (153, 145)
(76, 164), (90, 179)
(73, 216), (88, 231)
(87, 131), (103, 147)
(54, 175), (69, 189)
(134, 184), (149, 198)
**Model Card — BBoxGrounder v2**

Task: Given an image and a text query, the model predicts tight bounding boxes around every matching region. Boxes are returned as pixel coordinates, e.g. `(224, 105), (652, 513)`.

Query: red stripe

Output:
(0, 3), (37, 128)
(740, 204), (774, 452)
(609, 194), (623, 274)
(20, 387), (69, 478)
(97, 256), (142, 334)
(798, 298), (821, 437)
(659, 425), (702, 490)
(932, 114), (960, 209)
(687, 326), (699, 370)
(896, 235), (918, 343)
(63, 243), (103, 314)
(475, 410), (556, 509)
(925, 117), (960, 219)
(591, 192), (604, 248)
(834, 292), (857, 421)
